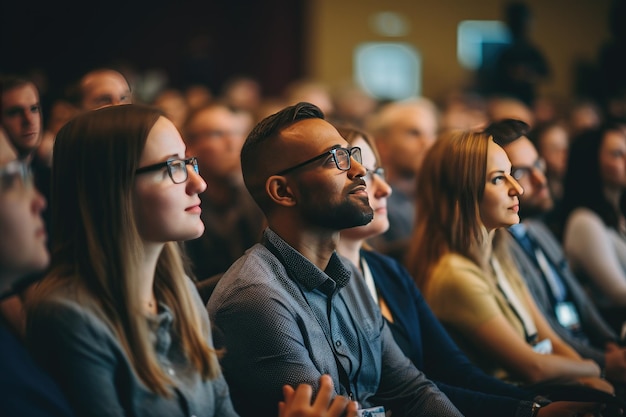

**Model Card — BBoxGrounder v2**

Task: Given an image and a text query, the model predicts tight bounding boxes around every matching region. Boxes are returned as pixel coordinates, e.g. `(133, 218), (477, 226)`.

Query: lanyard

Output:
(491, 257), (538, 343)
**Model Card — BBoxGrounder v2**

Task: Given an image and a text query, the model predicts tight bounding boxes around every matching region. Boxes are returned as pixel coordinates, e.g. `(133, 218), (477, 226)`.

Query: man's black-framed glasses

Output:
(276, 146), (362, 176)
(511, 158), (546, 181)
(135, 156), (199, 184)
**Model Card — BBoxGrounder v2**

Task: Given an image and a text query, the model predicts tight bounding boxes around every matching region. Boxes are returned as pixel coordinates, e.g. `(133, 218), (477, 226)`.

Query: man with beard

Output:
(207, 102), (463, 417)
(487, 119), (626, 389)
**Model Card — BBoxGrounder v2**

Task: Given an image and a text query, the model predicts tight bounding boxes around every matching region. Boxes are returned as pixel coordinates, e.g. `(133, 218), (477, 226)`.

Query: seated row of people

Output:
(0, 104), (357, 417)
(2, 67), (610, 415)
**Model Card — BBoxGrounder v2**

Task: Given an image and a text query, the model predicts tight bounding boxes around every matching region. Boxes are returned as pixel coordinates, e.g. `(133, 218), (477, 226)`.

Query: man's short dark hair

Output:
(484, 118), (530, 147)
(240, 102), (324, 212)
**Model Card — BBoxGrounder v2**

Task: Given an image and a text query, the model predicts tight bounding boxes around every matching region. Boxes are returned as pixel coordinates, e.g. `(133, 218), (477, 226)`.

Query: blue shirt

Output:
(207, 228), (463, 417)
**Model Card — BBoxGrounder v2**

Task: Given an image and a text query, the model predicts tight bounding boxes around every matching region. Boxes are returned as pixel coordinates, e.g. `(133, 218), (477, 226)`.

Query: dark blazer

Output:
(507, 219), (618, 366)
(1, 323), (75, 417)
(362, 249), (536, 417)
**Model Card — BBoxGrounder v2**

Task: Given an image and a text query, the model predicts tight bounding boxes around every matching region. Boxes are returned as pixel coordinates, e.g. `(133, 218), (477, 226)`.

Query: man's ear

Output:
(266, 175), (297, 207)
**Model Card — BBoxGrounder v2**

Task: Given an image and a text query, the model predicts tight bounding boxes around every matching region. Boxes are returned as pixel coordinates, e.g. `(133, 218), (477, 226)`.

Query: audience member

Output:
(487, 95), (535, 127)
(220, 75), (262, 114)
(182, 103), (265, 287)
(1, 74), (52, 248)
(439, 89), (489, 133)
(1, 75), (45, 161)
(254, 96), (289, 124)
(25, 104), (235, 416)
(207, 102), (464, 417)
(528, 120), (569, 205)
(334, 125), (605, 417)
(0, 147), (76, 417)
(70, 68), (133, 111)
(406, 130), (612, 393)
(24, 104), (354, 417)
(38, 99), (79, 167)
(533, 96), (560, 126)
(486, 119), (626, 389)
(283, 79), (335, 119)
(366, 98), (440, 261)
(558, 124), (626, 334)
(329, 81), (378, 129)
(567, 99), (603, 137)
(184, 84), (213, 112)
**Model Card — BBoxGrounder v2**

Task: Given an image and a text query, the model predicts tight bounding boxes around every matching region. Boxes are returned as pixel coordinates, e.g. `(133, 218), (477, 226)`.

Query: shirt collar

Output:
(508, 222), (528, 240)
(264, 228), (351, 293)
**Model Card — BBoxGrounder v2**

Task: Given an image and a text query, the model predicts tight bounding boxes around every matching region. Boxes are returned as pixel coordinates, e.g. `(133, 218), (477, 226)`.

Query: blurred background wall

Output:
(308, 0), (612, 101)
(1, 0), (617, 106)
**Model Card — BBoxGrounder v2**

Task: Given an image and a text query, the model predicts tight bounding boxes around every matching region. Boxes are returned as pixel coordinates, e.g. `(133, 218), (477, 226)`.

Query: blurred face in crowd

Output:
(538, 124), (569, 178)
(502, 136), (554, 217)
(0, 158), (48, 297)
(1, 82), (42, 157)
(377, 104), (438, 179)
(80, 70), (132, 110)
(599, 128), (626, 190)
(184, 106), (247, 179)
(479, 140), (523, 232)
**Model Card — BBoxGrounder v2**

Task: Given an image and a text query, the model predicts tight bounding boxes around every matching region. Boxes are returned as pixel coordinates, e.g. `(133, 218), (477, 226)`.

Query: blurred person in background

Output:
(366, 97), (440, 263)
(182, 103), (265, 297)
(558, 124), (626, 335)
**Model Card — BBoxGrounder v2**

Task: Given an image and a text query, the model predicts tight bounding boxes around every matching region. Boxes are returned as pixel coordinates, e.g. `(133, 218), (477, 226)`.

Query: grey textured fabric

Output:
(507, 219), (618, 366)
(208, 228), (464, 417)
(26, 277), (238, 417)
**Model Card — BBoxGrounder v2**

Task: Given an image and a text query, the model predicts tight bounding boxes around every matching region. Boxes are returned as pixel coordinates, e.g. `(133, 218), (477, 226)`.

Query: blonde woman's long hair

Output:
(29, 104), (219, 396)
(406, 130), (492, 289)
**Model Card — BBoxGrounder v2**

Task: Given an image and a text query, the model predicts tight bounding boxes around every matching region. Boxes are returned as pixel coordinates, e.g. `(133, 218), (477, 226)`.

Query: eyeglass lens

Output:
(365, 167), (385, 182)
(168, 158), (198, 184)
(512, 159), (545, 180)
(335, 147), (362, 170)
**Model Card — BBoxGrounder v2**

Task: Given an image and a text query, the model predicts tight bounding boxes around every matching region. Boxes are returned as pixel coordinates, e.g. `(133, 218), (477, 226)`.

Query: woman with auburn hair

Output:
(405, 130), (613, 394)
(24, 104), (356, 417)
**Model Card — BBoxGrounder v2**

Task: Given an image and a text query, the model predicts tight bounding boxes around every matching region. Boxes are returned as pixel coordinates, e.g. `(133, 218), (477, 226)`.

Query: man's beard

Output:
(302, 193), (374, 230)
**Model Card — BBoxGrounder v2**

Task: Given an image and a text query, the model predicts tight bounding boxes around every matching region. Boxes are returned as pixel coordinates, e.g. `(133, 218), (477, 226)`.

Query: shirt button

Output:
(168, 368), (175, 376)
(335, 340), (342, 347)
